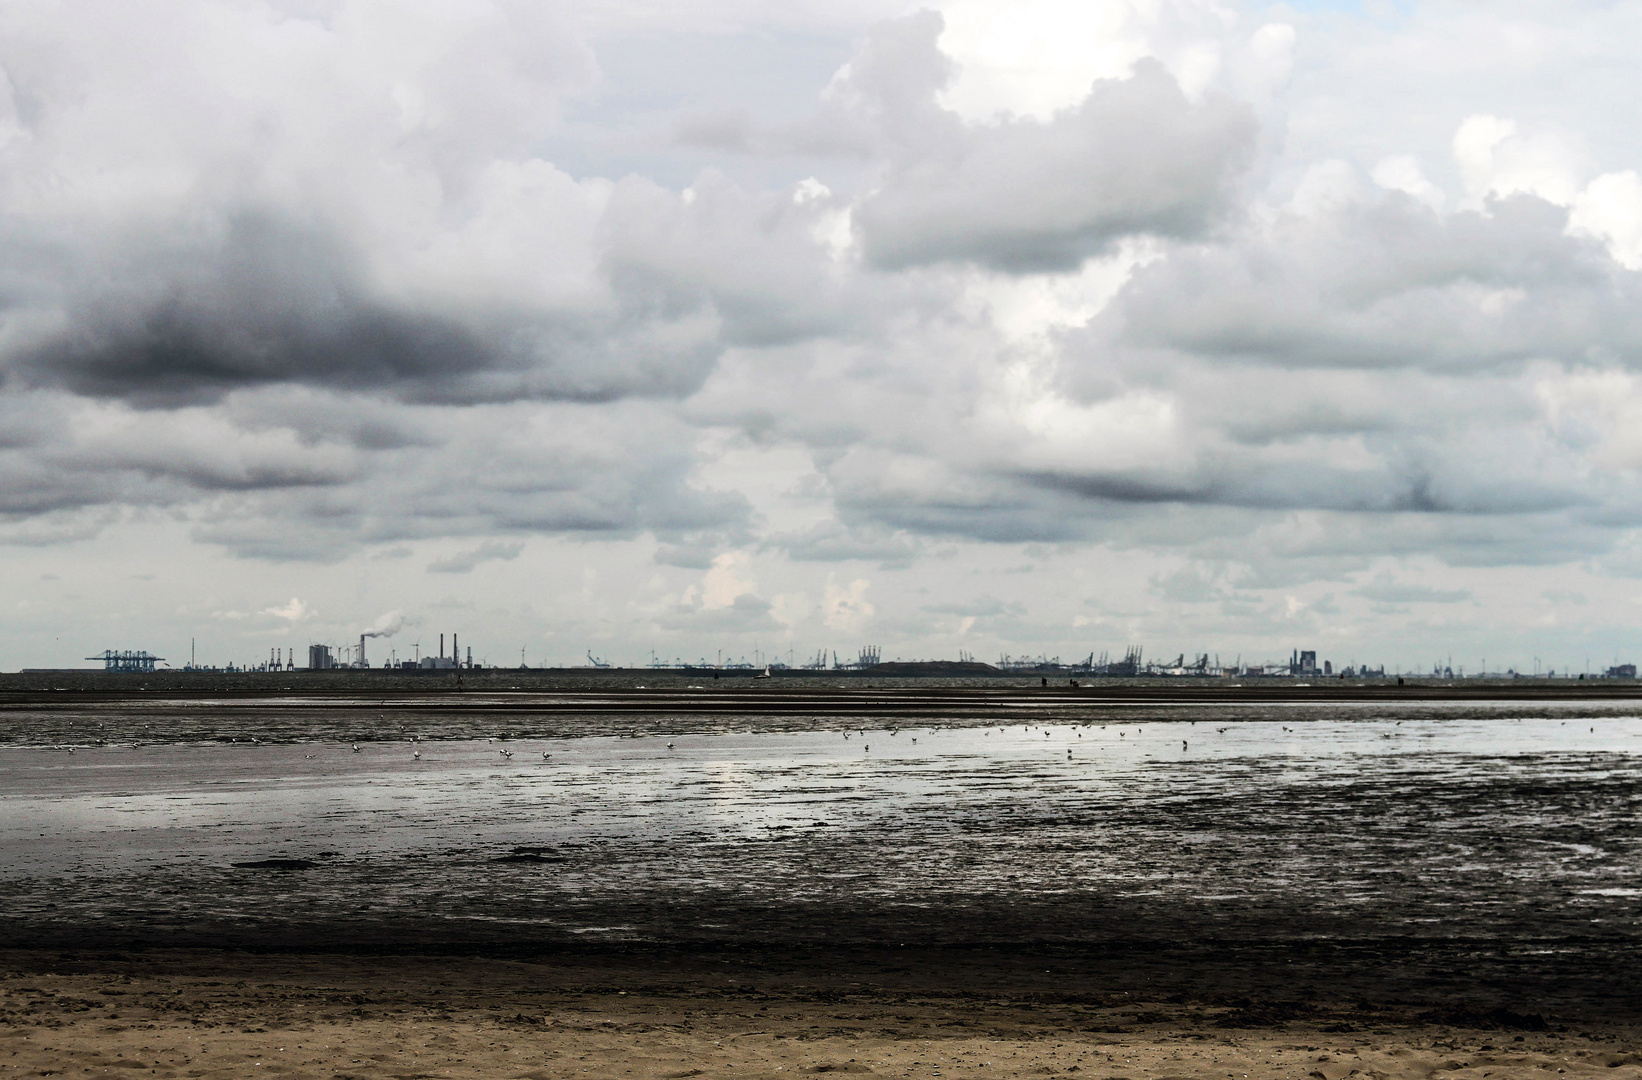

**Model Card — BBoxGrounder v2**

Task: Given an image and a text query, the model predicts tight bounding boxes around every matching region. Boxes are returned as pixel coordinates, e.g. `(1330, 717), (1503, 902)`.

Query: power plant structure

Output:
(304, 631), (479, 670)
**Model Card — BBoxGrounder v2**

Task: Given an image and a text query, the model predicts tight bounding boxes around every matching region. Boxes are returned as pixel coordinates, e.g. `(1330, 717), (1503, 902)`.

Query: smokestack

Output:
(454, 633), (459, 668)
(360, 634), (366, 668)
(440, 633), (444, 660)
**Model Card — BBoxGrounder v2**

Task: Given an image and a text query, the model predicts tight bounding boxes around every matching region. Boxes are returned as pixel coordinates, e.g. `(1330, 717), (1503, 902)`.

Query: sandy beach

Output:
(4, 949), (1637, 1080)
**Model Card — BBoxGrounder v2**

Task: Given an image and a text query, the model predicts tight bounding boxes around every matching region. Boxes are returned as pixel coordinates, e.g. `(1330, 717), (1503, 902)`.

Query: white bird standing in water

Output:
(413, 749), (421, 760)
(542, 751), (551, 759)
(351, 743), (360, 753)
(499, 749), (513, 759)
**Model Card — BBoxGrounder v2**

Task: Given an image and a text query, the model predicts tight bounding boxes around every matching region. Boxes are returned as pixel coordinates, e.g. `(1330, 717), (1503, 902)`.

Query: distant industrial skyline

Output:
(4, 1), (1642, 671)
(45, 633), (1635, 683)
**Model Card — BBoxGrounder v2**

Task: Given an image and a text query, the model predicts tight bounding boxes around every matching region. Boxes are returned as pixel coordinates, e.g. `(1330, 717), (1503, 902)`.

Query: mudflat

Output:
(3, 949), (1637, 1080)
(5, 682), (1642, 1075)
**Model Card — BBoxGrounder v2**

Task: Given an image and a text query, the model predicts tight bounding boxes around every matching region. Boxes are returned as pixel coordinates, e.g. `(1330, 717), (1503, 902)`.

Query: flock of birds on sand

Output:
(302, 719), (1399, 762)
(45, 716), (1608, 758)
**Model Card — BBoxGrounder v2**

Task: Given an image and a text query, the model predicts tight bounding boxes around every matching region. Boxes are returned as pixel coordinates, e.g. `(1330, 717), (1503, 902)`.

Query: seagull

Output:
(667, 742), (675, 749)
(499, 749), (513, 759)
(1182, 740), (1188, 750)
(413, 749), (421, 760)
(351, 743), (361, 753)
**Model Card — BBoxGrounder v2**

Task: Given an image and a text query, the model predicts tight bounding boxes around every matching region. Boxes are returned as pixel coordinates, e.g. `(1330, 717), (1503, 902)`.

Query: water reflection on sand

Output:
(2, 701), (1640, 955)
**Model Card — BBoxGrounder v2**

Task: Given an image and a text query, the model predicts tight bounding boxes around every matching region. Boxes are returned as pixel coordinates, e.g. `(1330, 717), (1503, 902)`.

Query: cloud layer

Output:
(6, 0), (1642, 667)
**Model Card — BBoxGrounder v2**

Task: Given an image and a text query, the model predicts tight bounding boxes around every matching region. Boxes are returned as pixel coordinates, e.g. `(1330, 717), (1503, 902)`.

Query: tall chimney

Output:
(453, 633), (459, 668)
(440, 633), (444, 660)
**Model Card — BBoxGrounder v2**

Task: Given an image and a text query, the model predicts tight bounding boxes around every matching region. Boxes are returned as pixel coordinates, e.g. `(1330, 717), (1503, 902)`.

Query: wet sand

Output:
(4, 948), (1639, 1080)
(4, 682), (1642, 1073)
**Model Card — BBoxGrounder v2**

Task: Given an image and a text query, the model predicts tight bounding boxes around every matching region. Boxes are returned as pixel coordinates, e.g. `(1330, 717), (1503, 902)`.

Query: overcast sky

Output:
(4, 0), (1641, 673)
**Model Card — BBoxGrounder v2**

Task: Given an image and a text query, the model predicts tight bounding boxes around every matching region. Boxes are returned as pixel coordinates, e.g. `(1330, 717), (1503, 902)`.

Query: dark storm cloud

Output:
(1019, 456), (1590, 516)
(7, 208), (739, 408)
(15, 215), (492, 405)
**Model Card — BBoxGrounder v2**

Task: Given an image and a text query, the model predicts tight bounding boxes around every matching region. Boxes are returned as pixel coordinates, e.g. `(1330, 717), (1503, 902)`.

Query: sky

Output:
(3, 0), (1642, 674)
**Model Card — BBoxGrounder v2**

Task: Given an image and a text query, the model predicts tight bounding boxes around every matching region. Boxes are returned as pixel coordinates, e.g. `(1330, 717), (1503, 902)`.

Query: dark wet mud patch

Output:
(1417, 1005), (1550, 1030)
(491, 849), (567, 864)
(230, 859), (316, 870)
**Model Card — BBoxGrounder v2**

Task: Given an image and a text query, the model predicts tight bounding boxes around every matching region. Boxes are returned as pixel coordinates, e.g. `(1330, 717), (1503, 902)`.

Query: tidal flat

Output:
(2, 681), (1641, 1076)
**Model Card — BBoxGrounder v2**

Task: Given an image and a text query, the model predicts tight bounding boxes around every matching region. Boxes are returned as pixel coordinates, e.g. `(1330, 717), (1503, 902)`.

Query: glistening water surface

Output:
(3, 698), (1641, 1010)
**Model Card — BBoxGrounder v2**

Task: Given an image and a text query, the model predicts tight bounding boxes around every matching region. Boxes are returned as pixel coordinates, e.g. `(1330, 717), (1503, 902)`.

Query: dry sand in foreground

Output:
(2, 951), (1638, 1080)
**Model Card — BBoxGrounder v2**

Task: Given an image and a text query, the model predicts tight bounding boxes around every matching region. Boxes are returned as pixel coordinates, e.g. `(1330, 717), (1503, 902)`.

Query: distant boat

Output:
(754, 666), (772, 679)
